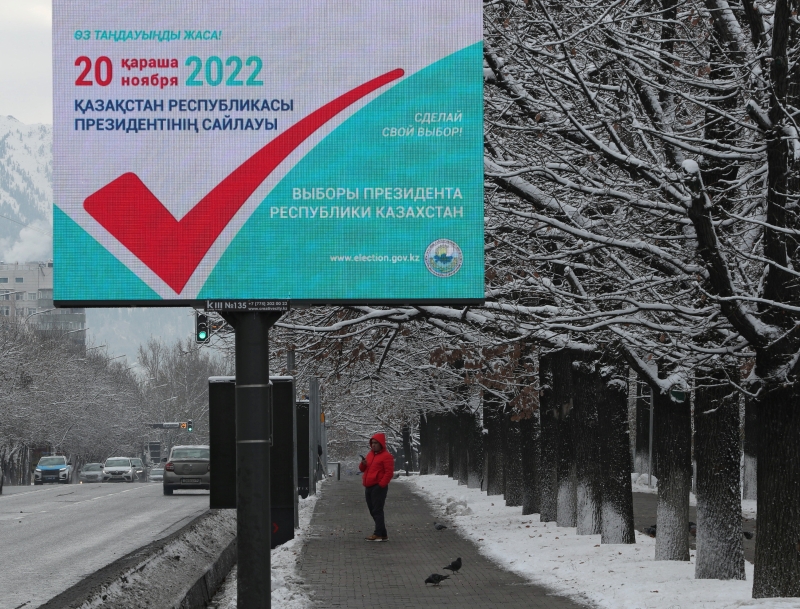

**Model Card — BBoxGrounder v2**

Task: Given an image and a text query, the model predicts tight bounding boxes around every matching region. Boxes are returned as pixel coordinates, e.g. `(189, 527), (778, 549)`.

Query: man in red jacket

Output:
(359, 432), (394, 541)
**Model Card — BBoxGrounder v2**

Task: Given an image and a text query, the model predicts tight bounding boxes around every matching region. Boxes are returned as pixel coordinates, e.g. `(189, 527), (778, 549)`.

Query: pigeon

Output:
(434, 522), (448, 531)
(689, 522), (697, 537)
(643, 525), (657, 538)
(425, 573), (450, 586)
(443, 557), (462, 574)
(743, 531), (754, 540)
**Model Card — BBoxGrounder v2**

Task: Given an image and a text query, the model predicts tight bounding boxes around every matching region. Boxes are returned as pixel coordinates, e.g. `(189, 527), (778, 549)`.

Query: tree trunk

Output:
(520, 407), (540, 515)
(467, 408), (483, 488)
(504, 413), (524, 507)
(694, 369), (745, 580)
(742, 395), (757, 500)
(448, 411), (456, 478)
(419, 413), (429, 475)
(485, 397), (504, 495)
(753, 383), (800, 597)
(653, 389), (692, 561)
(435, 413), (450, 475)
(635, 381), (653, 475)
(539, 355), (558, 522)
(457, 408), (469, 485)
(553, 351), (577, 528)
(597, 357), (635, 544)
(572, 356), (603, 535)
(402, 424), (413, 475)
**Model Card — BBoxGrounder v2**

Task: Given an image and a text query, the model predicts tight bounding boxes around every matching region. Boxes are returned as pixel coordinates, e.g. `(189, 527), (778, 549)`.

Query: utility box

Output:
(209, 375), (299, 548)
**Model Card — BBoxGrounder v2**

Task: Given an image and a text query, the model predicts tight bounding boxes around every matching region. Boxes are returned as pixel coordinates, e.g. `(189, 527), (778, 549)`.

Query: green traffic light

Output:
(198, 331), (208, 340)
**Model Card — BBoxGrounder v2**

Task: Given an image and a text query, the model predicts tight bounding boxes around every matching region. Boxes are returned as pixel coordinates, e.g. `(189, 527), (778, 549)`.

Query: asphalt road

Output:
(632, 492), (757, 563)
(0, 482), (209, 609)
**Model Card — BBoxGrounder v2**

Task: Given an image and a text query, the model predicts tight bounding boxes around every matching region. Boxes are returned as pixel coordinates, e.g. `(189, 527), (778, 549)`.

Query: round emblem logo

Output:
(424, 239), (463, 278)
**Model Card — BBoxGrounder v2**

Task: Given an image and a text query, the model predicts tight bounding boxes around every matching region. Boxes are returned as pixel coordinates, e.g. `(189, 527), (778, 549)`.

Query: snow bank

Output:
(210, 479), (325, 609)
(402, 475), (795, 609)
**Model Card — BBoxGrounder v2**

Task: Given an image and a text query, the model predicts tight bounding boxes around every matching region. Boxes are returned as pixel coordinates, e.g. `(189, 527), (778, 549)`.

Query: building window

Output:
(0, 278), (7, 283)
(15, 277), (23, 283)
(0, 306), (9, 316)
(28, 292), (36, 300)
(15, 292), (23, 300)
(27, 308), (36, 316)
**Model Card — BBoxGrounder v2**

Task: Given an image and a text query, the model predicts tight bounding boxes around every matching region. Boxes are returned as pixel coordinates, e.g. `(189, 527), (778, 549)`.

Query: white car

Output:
(103, 457), (136, 482)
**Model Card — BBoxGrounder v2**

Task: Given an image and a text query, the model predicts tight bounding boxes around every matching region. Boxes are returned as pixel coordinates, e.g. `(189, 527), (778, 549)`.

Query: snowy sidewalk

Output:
(297, 475), (587, 608)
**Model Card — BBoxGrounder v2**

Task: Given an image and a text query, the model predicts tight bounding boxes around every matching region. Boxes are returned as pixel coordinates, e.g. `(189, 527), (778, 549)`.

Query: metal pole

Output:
(223, 311), (282, 609)
(309, 377), (319, 492)
(648, 389), (654, 488)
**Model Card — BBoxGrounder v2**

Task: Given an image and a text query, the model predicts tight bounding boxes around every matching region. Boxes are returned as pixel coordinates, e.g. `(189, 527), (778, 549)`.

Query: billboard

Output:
(53, 1), (483, 307)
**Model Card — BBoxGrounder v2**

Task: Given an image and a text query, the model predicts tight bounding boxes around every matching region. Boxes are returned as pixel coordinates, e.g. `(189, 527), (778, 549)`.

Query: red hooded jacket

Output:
(359, 432), (394, 488)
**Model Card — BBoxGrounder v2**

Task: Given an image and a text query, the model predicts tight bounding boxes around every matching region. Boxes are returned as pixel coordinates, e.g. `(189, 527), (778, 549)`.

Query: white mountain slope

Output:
(0, 115), (52, 261)
(0, 115), (192, 359)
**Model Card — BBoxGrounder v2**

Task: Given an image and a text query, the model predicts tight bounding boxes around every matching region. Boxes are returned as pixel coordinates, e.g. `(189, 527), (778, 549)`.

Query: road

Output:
(632, 492), (757, 563)
(0, 482), (209, 609)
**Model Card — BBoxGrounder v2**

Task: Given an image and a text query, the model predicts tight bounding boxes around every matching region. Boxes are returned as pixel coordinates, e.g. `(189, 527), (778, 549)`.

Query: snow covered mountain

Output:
(0, 115), (52, 262)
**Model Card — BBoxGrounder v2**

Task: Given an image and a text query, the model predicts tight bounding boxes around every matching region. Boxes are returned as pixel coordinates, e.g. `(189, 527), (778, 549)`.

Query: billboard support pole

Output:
(221, 311), (282, 609)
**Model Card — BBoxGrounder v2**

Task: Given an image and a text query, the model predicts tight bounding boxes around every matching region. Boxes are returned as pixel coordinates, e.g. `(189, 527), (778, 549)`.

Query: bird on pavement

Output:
(643, 525), (657, 538)
(689, 522), (697, 537)
(425, 573), (450, 586)
(443, 557), (462, 574)
(434, 522), (448, 531)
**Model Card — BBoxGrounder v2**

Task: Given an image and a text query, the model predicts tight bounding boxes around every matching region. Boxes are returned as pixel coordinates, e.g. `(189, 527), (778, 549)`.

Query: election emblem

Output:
(425, 239), (463, 278)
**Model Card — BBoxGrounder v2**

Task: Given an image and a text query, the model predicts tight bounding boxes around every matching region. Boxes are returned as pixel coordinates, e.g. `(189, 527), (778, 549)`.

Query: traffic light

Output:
(187, 419), (193, 432)
(195, 313), (209, 343)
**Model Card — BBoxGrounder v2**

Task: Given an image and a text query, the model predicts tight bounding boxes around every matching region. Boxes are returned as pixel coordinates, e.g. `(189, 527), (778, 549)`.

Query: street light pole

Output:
(220, 311), (282, 609)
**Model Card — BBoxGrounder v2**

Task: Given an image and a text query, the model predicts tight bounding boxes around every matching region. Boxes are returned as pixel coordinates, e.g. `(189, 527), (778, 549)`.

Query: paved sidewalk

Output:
(298, 476), (587, 608)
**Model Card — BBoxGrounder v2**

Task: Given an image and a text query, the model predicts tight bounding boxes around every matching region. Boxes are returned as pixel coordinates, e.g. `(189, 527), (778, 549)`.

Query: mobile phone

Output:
(359, 454), (365, 460)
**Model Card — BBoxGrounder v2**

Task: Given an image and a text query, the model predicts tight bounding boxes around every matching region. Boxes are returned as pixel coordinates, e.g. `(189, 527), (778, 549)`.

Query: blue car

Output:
(34, 456), (72, 485)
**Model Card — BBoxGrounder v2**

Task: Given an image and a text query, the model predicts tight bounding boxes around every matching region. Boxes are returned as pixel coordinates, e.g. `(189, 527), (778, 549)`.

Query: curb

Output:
(39, 510), (237, 609)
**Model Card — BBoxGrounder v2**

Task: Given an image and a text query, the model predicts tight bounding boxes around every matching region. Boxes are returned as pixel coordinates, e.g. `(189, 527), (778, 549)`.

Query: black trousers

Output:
(365, 484), (389, 537)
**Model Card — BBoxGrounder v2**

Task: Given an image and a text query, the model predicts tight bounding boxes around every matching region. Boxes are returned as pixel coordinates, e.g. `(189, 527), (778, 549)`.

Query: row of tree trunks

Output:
(419, 348), (635, 548)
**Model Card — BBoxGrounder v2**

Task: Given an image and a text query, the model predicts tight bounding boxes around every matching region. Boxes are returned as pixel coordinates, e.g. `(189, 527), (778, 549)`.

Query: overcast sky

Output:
(0, 0), (52, 124)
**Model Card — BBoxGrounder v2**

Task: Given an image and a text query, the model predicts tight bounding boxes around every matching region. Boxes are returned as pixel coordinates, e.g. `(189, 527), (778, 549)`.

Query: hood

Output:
(370, 432), (387, 451)
(38, 464), (68, 470)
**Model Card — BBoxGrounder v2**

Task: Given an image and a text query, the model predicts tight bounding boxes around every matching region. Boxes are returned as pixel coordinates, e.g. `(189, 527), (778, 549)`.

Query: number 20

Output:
(75, 56), (113, 86)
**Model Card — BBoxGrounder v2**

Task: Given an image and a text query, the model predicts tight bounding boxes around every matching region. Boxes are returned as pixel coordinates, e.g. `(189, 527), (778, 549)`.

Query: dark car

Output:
(130, 458), (146, 482)
(79, 463), (104, 483)
(163, 445), (210, 495)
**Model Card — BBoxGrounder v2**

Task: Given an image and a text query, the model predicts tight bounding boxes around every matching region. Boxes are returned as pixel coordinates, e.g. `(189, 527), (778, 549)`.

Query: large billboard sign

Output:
(53, 1), (484, 307)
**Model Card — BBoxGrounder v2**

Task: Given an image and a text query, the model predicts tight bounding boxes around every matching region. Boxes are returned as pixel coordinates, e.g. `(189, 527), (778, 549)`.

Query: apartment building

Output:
(0, 262), (86, 344)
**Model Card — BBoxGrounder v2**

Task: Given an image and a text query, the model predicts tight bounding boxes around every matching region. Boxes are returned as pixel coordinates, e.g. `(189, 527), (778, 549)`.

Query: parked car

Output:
(34, 456), (72, 485)
(79, 463), (104, 483)
(163, 445), (210, 495)
(130, 458), (146, 482)
(148, 465), (164, 482)
(103, 457), (136, 482)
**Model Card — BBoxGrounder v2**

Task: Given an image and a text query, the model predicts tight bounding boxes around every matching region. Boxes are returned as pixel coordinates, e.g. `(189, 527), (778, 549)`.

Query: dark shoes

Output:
(364, 534), (388, 542)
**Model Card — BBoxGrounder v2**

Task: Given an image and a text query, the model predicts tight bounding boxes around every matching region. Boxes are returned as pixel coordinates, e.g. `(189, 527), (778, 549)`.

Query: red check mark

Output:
(84, 69), (404, 294)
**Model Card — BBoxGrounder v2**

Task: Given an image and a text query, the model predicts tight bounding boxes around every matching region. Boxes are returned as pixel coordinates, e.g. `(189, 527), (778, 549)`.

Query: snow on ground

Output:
(209, 479), (326, 609)
(401, 475), (799, 609)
